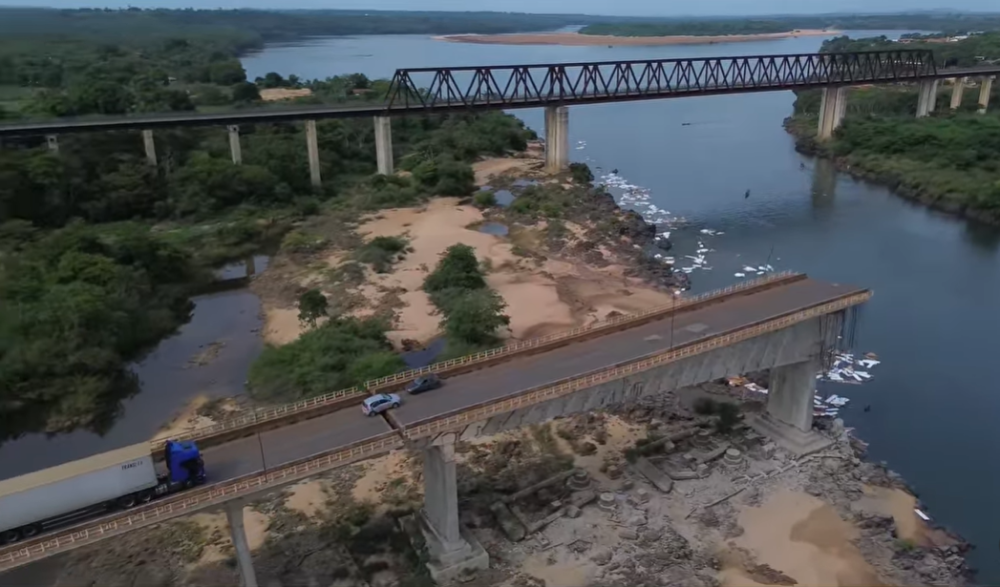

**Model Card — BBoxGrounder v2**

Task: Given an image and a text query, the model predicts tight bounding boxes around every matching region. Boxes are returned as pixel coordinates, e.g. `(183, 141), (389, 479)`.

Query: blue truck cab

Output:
(162, 440), (207, 487)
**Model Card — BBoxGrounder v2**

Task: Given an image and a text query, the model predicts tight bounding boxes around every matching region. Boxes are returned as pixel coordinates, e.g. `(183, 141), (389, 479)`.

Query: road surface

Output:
(199, 277), (862, 481)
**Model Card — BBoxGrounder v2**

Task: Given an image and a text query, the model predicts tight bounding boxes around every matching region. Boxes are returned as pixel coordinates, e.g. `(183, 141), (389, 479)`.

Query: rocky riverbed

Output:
(45, 374), (972, 587)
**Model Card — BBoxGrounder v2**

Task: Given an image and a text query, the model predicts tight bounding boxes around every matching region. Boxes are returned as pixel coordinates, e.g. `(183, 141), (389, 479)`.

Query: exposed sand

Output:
(259, 88), (313, 102)
(724, 488), (885, 587)
(191, 506), (271, 565)
(351, 451), (414, 503)
(284, 479), (330, 517)
(436, 29), (837, 47)
(259, 154), (675, 349)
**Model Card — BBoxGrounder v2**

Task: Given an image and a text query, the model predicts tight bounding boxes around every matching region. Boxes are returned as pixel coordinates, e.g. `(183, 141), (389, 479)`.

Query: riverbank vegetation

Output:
(786, 33), (1000, 223)
(579, 13), (1000, 38)
(0, 43), (535, 436)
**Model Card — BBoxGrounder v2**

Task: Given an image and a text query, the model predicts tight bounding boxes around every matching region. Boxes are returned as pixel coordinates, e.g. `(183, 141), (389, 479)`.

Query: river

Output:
(247, 31), (1000, 581)
(3, 29), (999, 584)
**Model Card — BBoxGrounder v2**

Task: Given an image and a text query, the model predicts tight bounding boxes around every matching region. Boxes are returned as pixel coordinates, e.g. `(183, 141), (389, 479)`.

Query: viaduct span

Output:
(0, 272), (872, 584)
(1, 50), (998, 182)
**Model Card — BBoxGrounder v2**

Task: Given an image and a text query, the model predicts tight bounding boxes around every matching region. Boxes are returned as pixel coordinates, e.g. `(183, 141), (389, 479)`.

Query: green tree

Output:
(443, 289), (510, 345)
(424, 244), (486, 293)
(297, 288), (328, 327)
(231, 81), (261, 103)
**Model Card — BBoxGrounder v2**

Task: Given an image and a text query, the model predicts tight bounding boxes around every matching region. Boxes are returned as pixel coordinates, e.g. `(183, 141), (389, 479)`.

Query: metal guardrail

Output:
(150, 271), (800, 450)
(0, 286), (871, 571)
(401, 290), (873, 440)
(0, 433), (402, 571)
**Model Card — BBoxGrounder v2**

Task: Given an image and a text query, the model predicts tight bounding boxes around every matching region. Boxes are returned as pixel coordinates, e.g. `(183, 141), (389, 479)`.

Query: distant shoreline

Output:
(434, 29), (838, 47)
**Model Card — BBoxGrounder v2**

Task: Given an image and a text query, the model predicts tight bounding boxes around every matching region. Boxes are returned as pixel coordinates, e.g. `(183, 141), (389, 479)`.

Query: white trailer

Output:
(0, 442), (159, 539)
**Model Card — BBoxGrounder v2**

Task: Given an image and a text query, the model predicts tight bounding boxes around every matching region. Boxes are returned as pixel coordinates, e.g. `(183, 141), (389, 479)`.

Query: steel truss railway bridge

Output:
(0, 49), (997, 181)
(1, 47), (947, 584)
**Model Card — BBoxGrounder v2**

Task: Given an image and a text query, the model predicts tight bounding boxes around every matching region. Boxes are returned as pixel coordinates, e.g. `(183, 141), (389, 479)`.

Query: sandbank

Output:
(435, 29), (837, 47)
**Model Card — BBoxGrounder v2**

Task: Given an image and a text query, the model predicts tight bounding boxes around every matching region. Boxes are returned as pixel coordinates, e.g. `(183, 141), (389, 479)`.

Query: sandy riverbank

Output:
(255, 146), (676, 350)
(435, 29), (837, 47)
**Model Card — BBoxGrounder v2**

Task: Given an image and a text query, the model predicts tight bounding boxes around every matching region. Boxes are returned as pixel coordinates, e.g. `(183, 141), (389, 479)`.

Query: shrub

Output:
(473, 191), (497, 208)
(297, 289), (328, 327)
(424, 244), (486, 293)
(355, 235), (408, 273)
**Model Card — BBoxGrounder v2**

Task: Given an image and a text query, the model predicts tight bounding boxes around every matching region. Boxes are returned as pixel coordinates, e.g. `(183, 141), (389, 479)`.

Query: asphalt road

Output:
(200, 408), (392, 483)
(196, 277), (863, 483)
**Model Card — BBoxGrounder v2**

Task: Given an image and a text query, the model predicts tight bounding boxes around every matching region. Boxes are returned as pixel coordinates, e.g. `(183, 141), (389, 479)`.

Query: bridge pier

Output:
(419, 435), (489, 582)
(950, 77), (967, 110)
(225, 501), (259, 587)
(817, 86), (847, 140)
(228, 125), (243, 165)
(544, 105), (569, 173)
(45, 134), (59, 154)
(374, 116), (394, 175)
(142, 129), (157, 167)
(916, 79), (939, 118)
(305, 119), (322, 188)
(750, 357), (832, 456)
(979, 77), (993, 114)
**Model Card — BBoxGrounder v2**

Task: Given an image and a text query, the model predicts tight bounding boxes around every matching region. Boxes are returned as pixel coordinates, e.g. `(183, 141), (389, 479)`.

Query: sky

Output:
(0, 0), (997, 17)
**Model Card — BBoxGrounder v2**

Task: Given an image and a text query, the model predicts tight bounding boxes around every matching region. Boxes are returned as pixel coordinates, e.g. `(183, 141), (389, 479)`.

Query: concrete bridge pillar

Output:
(374, 116), (394, 175)
(45, 134), (59, 154)
(750, 358), (831, 456)
(950, 77), (967, 110)
(916, 79), (939, 118)
(225, 501), (259, 587)
(978, 77), (993, 114)
(142, 129), (157, 167)
(420, 435), (488, 582)
(544, 105), (569, 173)
(305, 119), (322, 188)
(228, 125), (243, 165)
(817, 86), (847, 140)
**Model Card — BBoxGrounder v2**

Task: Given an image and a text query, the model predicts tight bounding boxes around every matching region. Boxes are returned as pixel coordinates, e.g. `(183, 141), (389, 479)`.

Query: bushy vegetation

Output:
(247, 316), (404, 402)
(787, 33), (1000, 221)
(0, 222), (199, 441)
(355, 236), (410, 273)
(424, 244), (509, 348)
(821, 32), (1000, 68)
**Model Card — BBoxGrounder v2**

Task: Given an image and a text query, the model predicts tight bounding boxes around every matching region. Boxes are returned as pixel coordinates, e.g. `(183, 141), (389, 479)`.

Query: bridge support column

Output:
(978, 77), (993, 114)
(749, 358), (832, 456)
(817, 86), (847, 140)
(225, 501), (259, 587)
(374, 116), (394, 175)
(916, 79), (939, 118)
(45, 134), (59, 154)
(305, 119), (322, 188)
(950, 77), (967, 110)
(419, 435), (488, 582)
(544, 105), (569, 173)
(228, 125), (243, 165)
(142, 129), (157, 167)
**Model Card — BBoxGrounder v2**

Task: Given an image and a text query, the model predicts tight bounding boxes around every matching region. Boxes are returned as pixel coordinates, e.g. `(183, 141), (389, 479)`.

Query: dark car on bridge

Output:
(406, 374), (442, 395)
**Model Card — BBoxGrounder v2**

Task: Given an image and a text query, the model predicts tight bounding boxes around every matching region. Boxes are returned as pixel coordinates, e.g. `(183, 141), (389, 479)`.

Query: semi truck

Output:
(0, 439), (206, 544)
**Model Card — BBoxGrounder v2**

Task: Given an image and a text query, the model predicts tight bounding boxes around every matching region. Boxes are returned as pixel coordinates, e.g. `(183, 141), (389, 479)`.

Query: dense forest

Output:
(821, 32), (1000, 67)
(0, 7), (540, 441)
(787, 33), (1000, 223)
(580, 13), (1000, 37)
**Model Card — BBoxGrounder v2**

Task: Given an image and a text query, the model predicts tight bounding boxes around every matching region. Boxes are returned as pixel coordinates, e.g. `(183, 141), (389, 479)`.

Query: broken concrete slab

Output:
(633, 457), (674, 493)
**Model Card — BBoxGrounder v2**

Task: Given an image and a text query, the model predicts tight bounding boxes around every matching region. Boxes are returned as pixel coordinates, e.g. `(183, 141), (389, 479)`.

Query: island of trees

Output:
(786, 33), (1000, 223)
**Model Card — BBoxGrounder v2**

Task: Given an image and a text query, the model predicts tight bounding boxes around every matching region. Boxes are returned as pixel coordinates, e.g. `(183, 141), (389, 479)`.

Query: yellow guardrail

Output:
(150, 271), (801, 450)
(0, 432), (402, 572)
(401, 290), (873, 440)
(1, 285), (871, 571)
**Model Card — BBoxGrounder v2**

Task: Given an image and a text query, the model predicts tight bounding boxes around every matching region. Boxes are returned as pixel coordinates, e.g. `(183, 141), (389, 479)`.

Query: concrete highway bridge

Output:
(0, 272), (872, 584)
(0, 50), (998, 184)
